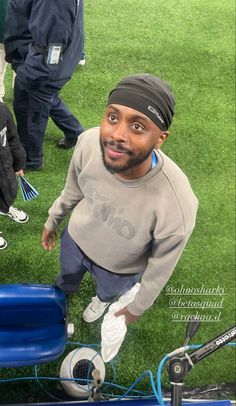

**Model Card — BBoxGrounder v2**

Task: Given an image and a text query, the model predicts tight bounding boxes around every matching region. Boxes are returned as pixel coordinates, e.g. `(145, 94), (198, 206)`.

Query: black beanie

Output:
(107, 73), (176, 131)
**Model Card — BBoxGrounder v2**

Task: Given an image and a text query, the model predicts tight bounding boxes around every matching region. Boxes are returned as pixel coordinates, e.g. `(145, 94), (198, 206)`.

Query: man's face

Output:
(100, 104), (168, 179)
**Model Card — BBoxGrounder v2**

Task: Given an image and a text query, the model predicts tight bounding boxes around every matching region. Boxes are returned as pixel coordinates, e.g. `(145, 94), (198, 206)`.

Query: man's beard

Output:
(100, 139), (153, 174)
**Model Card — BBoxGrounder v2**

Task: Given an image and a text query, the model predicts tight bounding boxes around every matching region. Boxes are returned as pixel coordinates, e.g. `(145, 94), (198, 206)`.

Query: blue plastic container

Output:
(0, 284), (67, 367)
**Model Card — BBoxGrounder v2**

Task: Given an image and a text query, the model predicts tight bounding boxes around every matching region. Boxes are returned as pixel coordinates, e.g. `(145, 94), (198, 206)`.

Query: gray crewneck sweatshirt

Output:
(45, 127), (198, 315)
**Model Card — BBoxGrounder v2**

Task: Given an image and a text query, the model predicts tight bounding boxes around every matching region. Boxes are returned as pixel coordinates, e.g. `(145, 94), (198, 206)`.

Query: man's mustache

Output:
(103, 140), (132, 155)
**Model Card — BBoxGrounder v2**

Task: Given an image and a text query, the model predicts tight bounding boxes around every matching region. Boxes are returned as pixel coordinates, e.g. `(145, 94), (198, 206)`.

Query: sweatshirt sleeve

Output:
(16, 0), (76, 91)
(44, 149), (84, 231)
(127, 232), (192, 316)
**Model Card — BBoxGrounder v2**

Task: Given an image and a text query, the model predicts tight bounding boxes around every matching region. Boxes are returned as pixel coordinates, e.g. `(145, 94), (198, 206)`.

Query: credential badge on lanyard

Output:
(47, 44), (62, 65)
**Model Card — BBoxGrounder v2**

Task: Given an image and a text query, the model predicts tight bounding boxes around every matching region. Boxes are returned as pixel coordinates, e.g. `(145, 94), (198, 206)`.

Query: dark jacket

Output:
(0, 0), (7, 43)
(0, 103), (26, 212)
(4, 0), (84, 91)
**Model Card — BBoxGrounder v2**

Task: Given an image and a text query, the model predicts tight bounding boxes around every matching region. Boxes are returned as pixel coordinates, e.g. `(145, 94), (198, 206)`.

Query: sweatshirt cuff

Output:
(127, 301), (145, 316)
(44, 216), (58, 232)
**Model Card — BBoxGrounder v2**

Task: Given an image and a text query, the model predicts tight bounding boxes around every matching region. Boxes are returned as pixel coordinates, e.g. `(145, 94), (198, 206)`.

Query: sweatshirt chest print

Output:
(0, 127), (7, 147)
(82, 180), (135, 240)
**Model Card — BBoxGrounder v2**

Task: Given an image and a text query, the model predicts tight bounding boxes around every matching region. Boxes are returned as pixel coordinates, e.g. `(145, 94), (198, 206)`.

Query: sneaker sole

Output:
(82, 314), (103, 323)
(0, 241), (7, 249)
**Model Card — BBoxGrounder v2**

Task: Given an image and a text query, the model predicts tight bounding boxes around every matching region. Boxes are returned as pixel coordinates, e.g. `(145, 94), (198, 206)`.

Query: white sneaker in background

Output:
(82, 296), (110, 323)
(0, 206), (29, 223)
(0, 232), (7, 249)
(78, 58), (85, 66)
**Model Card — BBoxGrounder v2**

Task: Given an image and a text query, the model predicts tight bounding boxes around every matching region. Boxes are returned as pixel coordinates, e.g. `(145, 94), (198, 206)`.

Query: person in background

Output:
(0, 102), (28, 250)
(78, 51), (86, 66)
(0, 0), (8, 103)
(78, 0), (85, 66)
(4, 0), (85, 170)
(41, 73), (198, 325)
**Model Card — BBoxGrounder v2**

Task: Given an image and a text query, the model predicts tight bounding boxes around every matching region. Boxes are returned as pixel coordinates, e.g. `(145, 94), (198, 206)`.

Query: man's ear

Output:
(156, 131), (169, 149)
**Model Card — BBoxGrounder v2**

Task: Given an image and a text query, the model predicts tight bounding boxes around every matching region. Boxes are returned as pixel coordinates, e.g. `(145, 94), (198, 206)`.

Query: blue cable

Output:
(189, 343), (236, 349)
(102, 392), (155, 399)
(157, 354), (169, 406)
(115, 369), (159, 403)
(155, 342), (236, 406)
(102, 378), (151, 395)
(0, 341), (234, 402)
(0, 375), (94, 384)
(34, 365), (63, 402)
(66, 340), (100, 349)
(188, 344), (202, 349)
(0, 376), (37, 383)
(64, 343), (152, 398)
(102, 357), (117, 391)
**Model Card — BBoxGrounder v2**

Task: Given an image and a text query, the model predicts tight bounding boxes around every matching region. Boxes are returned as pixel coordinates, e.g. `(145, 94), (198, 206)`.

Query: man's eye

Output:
(132, 123), (144, 131)
(108, 114), (117, 122)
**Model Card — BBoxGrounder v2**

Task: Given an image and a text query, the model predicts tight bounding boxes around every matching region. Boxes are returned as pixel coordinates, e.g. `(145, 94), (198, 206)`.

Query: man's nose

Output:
(111, 123), (128, 142)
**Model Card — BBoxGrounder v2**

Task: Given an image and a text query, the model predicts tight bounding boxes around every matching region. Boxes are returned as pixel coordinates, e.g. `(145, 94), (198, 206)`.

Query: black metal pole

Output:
(171, 384), (183, 406)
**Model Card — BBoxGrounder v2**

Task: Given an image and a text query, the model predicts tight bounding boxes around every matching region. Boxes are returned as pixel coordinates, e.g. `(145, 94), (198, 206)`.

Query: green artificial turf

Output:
(0, 0), (235, 403)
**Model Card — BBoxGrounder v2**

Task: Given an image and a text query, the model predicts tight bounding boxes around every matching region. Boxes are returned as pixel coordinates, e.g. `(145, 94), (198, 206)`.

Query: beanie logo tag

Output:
(148, 106), (164, 125)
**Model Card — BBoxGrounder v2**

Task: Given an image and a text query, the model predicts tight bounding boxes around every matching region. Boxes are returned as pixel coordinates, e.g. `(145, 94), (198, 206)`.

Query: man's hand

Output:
(41, 227), (58, 250)
(15, 169), (24, 177)
(114, 306), (140, 325)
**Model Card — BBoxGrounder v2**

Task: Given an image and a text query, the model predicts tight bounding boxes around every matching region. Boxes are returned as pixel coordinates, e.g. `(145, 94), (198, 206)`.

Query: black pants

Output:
(14, 78), (85, 167)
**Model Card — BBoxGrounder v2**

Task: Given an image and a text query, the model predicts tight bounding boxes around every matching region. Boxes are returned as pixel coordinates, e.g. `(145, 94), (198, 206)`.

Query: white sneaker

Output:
(0, 233), (7, 249)
(82, 296), (110, 323)
(0, 206), (29, 223)
(78, 58), (85, 66)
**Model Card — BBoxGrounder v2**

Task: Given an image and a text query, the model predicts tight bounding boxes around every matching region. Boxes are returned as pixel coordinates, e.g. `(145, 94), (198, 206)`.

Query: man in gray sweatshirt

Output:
(42, 73), (198, 325)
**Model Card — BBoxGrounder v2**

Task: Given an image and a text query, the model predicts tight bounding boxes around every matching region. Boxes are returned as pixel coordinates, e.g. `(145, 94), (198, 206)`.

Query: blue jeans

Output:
(56, 227), (141, 302)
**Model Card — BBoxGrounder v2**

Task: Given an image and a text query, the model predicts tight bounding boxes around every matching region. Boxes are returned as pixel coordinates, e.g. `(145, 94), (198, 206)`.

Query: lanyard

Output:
(151, 151), (158, 169)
